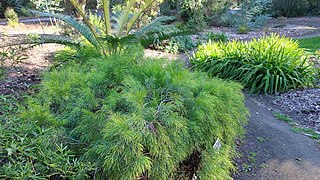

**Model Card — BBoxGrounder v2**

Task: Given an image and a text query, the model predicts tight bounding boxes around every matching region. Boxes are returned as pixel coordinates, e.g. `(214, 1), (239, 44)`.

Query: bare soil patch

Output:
(0, 23), (62, 97)
(207, 17), (320, 40)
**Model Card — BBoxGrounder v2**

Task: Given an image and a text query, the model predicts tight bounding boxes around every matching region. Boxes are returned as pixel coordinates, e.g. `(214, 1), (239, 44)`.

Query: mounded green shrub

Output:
(1, 46), (248, 179)
(272, 0), (308, 17)
(192, 35), (317, 94)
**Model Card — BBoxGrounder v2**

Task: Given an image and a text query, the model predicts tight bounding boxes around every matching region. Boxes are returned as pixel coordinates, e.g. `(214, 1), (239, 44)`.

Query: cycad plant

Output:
(31, 0), (191, 55)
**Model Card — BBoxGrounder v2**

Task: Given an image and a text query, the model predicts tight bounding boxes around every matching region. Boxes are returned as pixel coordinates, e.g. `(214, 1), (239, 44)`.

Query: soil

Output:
(1, 17), (320, 179)
(207, 17), (320, 40)
(0, 23), (63, 97)
(233, 95), (320, 180)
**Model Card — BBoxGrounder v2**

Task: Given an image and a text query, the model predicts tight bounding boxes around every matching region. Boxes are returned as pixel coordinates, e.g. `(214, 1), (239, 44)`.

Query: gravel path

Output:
(273, 89), (320, 131)
(234, 95), (320, 180)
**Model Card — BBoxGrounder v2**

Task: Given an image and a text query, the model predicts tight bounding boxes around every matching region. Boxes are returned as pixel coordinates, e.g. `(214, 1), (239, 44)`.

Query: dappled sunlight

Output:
(258, 158), (320, 179)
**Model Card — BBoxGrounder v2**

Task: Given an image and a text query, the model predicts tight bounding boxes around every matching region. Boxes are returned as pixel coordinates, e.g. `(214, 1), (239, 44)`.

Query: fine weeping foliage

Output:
(1, 46), (248, 179)
(192, 35), (317, 94)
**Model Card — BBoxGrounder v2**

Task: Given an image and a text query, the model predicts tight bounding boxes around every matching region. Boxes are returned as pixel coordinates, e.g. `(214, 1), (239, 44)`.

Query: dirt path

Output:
(233, 95), (320, 180)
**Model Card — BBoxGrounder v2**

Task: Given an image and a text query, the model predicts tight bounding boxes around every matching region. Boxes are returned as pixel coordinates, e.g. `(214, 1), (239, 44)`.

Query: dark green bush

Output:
(272, 0), (320, 17)
(272, 0), (308, 17)
(220, 0), (271, 29)
(192, 35), (317, 94)
(0, 0), (23, 18)
(161, 0), (236, 29)
(1, 46), (248, 179)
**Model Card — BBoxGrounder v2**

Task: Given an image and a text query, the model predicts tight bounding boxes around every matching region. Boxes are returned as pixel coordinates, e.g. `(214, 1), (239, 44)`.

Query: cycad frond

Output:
(0, 34), (79, 48)
(116, 0), (136, 36)
(126, 0), (158, 34)
(31, 10), (99, 47)
(37, 34), (80, 47)
(137, 19), (195, 47)
(102, 0), (111, 34)
(68, 0), (100, 39)
(135, 16), (176, 38)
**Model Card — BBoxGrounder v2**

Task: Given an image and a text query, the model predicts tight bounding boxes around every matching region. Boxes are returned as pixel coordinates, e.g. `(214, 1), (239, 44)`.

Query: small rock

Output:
(295, 157), (302, 161)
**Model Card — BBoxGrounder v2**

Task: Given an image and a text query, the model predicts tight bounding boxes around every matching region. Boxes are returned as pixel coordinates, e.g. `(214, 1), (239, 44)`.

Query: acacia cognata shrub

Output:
(6, 46), (248, 179)
(192, 35), (317, 94)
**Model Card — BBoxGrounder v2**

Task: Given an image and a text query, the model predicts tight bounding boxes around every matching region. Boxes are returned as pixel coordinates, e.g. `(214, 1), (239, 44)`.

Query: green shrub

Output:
(2, 46), (248, 179)
(0, 0), (22, 18)
(272, 0), (308, 17)
(272, 0), (320, 16)
(5, 7), (19, 27)
(160, 35), (196, 53)
(237, 24), (249, 34)
(192, 35), (317, 94)
(221, 0), (271, 29)
(205, 32), (228, 42)
(0, 93), (94, 179)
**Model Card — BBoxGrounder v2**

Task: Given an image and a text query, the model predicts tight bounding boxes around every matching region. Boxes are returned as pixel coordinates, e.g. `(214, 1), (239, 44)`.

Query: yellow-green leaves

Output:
(193, 35), (317, 93)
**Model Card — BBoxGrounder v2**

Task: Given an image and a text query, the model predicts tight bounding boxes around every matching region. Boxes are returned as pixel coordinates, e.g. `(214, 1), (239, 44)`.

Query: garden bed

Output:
(0, 17), (320, 179)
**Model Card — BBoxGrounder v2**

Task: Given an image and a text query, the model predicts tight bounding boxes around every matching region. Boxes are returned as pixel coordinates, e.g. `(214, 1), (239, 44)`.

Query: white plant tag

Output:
(213, 138), (221, 151)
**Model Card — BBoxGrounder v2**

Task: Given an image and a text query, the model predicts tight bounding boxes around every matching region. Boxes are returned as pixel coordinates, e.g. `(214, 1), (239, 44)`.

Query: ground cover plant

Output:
(298, 36), (320, 53)
(273, 112), (320, 140)
(192, 35), (317, 94)
(0, 44), (248, 179)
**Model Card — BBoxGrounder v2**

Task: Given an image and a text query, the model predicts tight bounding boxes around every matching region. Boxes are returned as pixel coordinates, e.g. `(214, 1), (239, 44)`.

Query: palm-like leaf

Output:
(135, 16), (176, 38)
(0, 34), (79, 48)
(68, 0), (100, 39)
(136, 17), (195, 46)
(115, 0), (136, 36)
(102, 0), (111, 34)
(126, 0), (157, 34)
(31, 10), (99, 47)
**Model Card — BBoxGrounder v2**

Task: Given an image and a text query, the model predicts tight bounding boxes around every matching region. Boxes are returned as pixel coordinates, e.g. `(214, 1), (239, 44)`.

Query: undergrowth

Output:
(192, 35), (317, 94)
(1, 45), (248, 179)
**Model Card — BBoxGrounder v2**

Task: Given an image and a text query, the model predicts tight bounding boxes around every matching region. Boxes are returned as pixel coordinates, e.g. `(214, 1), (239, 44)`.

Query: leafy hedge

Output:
(192, 35), (317, 94)
(1, 46), (248, 179)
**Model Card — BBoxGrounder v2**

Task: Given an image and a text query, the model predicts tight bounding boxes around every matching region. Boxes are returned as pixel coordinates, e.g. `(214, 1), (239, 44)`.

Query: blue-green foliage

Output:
(1, 45), (248, 179)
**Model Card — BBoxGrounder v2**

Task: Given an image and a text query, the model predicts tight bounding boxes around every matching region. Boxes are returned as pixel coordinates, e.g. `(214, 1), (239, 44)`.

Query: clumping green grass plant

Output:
(1, 45), (248, 179)
(192, 35), (317, 93)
